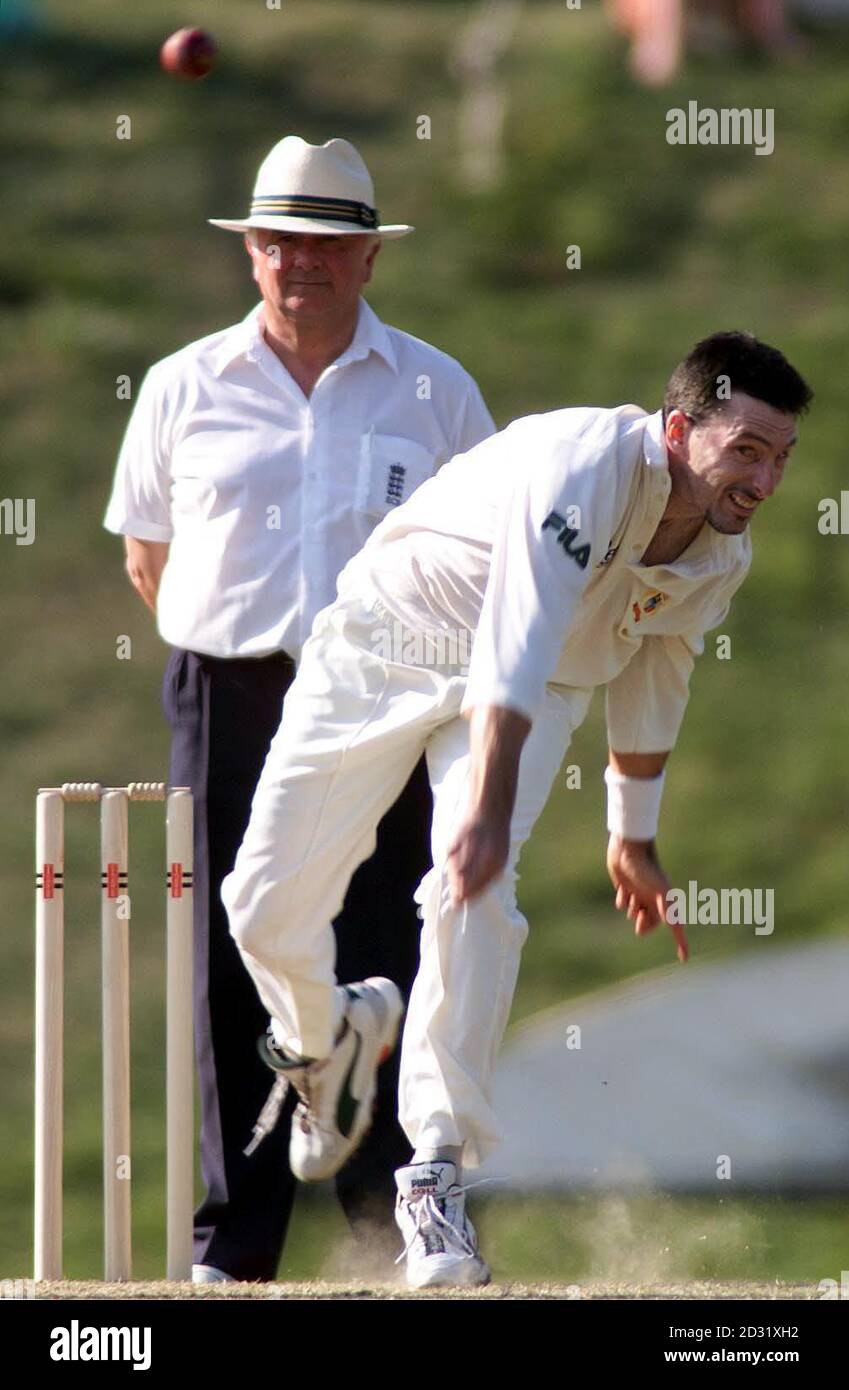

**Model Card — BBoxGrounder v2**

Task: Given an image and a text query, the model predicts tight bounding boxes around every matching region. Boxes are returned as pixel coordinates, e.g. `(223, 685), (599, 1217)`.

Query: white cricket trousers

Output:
(222, 584), (591, 1167)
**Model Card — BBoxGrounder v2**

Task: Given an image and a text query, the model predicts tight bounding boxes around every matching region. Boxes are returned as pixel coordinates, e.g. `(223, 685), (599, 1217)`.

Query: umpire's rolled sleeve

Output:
(103, 365), (174, 541)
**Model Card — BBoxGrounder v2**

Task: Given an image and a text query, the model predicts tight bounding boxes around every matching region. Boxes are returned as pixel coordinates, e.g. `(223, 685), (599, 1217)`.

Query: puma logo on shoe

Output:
(394, 1161), (491, 1289)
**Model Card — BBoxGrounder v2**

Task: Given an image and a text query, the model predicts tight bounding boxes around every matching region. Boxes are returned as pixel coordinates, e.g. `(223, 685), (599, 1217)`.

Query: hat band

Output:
(250, 194), (379, 229)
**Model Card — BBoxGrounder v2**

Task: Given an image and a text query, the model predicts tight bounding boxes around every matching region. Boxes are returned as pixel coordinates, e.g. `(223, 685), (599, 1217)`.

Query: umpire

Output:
(104, 135), (494, 1282)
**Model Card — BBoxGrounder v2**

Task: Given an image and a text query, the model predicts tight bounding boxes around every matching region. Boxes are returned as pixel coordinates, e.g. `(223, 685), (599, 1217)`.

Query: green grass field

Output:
(2, 0), (847, 1285)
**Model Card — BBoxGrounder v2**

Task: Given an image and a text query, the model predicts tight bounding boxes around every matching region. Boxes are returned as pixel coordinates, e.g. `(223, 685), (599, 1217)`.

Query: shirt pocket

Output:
(355, 432), (437, 520)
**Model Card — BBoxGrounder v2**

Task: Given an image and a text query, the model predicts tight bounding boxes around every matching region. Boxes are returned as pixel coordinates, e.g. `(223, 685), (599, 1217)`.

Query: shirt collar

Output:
(337, 298), (399, 373)
(642, 409), (669, 477)
(208, 303), (265, 377)
(640, 409), (672, 527)
(210, 297), (398, 378)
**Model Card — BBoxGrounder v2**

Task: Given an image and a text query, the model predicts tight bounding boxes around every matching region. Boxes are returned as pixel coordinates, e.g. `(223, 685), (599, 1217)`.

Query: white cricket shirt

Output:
(104, 299), (494, 658)
(345, 405), (752, 752)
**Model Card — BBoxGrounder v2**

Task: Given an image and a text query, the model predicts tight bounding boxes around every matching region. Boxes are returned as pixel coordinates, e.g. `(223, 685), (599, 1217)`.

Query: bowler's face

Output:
(246, 230), (380, 324)
(666, 393), (798, 534)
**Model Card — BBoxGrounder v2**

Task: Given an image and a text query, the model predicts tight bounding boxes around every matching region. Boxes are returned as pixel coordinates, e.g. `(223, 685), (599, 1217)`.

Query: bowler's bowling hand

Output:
(446, 814), (510, 906)
(606, 834), (688, 962)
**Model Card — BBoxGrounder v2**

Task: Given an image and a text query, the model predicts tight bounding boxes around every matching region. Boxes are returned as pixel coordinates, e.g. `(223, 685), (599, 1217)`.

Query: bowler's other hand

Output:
(606, 834), (688, 962)
(447, 815), (510, 906)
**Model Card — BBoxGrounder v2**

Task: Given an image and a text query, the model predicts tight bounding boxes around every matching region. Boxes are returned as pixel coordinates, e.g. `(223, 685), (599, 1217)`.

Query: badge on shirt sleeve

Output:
(631, 589), (669, 623)
(357, 431), (437, 518)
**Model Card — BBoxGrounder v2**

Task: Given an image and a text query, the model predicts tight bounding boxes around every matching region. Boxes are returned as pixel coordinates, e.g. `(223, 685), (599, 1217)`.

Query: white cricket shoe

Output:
(191, 1264), (236, 1285)
(259, 977), (403, 1183)
(395, 1161), (490, 1289)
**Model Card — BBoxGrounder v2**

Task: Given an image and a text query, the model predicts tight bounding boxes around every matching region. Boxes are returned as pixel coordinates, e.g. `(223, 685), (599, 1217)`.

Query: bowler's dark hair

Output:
(663, 332), (813, 424)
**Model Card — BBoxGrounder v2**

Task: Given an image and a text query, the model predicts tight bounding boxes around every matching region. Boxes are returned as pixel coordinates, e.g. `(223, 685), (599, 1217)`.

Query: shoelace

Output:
(243, 1065), (315, 1157)
(244, 1015), (354, 1157)
(395, 1179), (490, 1264)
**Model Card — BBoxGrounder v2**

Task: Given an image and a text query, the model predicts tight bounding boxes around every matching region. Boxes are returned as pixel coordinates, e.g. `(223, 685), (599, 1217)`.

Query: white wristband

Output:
(604, 765), (665, 840)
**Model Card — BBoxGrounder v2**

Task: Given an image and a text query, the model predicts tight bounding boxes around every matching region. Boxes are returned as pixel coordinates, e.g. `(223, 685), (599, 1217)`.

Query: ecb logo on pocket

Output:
(384, 462), (406, 507)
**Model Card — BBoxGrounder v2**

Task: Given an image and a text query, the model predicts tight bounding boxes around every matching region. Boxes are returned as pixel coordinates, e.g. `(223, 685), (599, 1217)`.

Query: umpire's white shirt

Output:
(104, 298), (494, 658)
(349, 404), (752, 751)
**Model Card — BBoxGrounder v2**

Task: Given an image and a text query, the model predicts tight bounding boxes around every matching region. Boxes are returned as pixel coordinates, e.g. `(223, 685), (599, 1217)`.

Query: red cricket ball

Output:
(159, 27), (218, 81)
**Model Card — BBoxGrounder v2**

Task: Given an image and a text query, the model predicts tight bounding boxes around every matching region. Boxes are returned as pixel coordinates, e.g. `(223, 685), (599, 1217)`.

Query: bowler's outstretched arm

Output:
(605, 747), (689, 962)
(446, 704), (531, 905)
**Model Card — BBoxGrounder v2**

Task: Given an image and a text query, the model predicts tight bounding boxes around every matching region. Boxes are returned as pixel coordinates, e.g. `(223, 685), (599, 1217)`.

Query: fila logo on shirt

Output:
(542, 510), (591, 570)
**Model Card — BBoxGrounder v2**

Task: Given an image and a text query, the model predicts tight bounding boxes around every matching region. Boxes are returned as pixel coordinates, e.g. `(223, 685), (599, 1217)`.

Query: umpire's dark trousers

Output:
(162, 647), (431, 1281)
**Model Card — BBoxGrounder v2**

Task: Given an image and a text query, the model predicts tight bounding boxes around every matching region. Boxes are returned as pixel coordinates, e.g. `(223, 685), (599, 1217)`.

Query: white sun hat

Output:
(209, 135), (413, 238)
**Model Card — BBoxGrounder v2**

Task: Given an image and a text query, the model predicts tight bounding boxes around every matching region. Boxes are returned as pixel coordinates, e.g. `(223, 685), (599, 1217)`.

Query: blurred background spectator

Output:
(606, 0), (798, 85)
